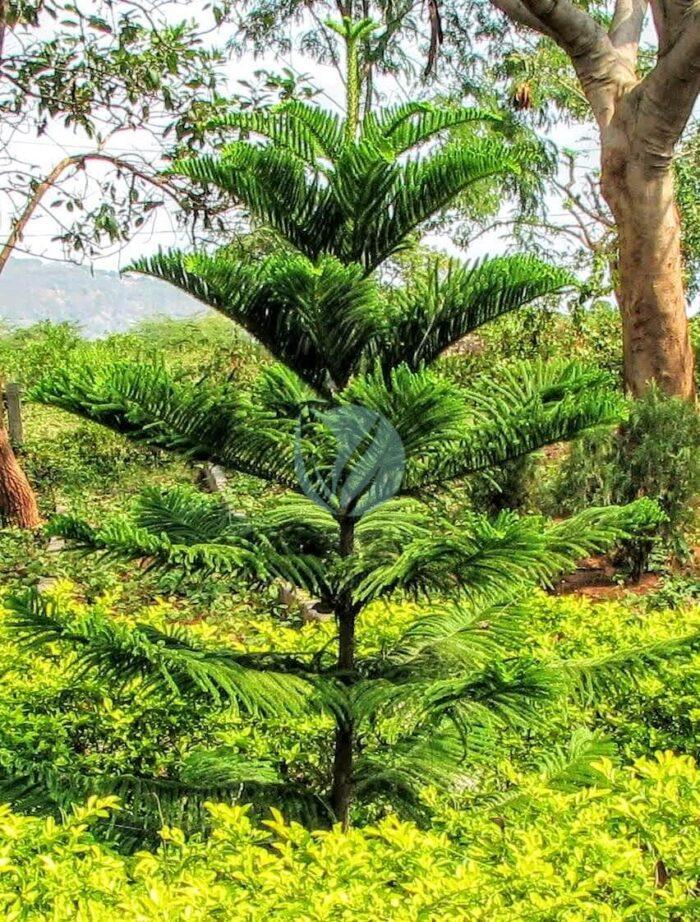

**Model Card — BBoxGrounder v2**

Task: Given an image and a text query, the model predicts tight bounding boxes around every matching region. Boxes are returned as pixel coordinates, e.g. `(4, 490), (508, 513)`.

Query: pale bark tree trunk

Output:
(601, 119), (695, 398)
(489, 0), (700, 398)
(0, 414), (40, 528)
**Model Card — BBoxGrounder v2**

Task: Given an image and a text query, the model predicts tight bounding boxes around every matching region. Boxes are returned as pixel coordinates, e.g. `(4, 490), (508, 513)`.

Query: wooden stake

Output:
(4, 382), (23, 450)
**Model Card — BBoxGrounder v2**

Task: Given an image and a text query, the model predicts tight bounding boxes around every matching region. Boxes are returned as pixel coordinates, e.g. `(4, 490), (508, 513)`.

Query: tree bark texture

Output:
(0, 415), (40, 528)
(490, 0), (700, 398)
(601, 131), (695, 397)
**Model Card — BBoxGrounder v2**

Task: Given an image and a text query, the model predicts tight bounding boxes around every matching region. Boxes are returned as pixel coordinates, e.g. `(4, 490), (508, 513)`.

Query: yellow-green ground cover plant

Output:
(0, 17), (698, 921)
(0, 751), (698, 920)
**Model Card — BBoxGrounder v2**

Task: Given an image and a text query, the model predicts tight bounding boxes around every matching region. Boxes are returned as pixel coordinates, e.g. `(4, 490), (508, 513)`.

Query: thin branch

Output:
(489, 0), (558, 39)
(553, 154), (615, 231)
(0, 152), (184, 276)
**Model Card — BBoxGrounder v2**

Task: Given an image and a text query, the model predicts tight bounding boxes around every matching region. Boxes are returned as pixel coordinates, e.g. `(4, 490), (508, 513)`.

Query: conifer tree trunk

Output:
(330, 516), (356, 830)
(0, 413), (40, 528)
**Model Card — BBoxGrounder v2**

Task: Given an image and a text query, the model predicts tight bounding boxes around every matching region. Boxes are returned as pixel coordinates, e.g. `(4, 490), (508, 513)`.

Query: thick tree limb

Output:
(514, 0), (609, 58)
(650, 0), (696, 53)
(634, 11), (700, 170)
(493, 0), (634, 122)
(609, 0), (648, 67)
(489, 0), (557, 38)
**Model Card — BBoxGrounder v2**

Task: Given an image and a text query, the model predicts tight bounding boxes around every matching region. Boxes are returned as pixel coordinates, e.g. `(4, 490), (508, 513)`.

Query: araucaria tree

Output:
(24, 19), (664, 829)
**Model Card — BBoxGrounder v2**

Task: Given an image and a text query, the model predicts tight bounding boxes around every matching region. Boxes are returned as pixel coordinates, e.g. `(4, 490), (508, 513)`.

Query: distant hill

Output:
(0, 257), (203, 338)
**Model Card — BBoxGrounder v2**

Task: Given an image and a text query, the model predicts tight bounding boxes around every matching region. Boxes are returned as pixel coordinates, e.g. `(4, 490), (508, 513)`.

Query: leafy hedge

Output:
(1, 750), (699, 920)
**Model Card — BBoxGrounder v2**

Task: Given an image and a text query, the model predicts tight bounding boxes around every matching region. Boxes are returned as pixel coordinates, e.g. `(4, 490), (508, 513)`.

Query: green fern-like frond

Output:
(31, 360), (305, 488)
(355, 726), (476, 805)
(350, 499), (661, 604)
(0, 752), (331, 850)
(535, 729), (617, 792)
(466, 729), (618, 814)
(212, 97), (363, 164)
(564, 627), (700, 704)
(365, 102), (501, 155)
(353, 659), (557, 740)
(168, 125), (523, 272)
(274, 99), (345, 158)
(380, 257), (576, 371)
(130, 250), (383, 391)
(412, 359), (624, 487)
(342, 364), (467, 462)
(31, 360), (238, 459)
(6, 592), (327, 716)
(544, 499), (666, 568)
(354, 138), (521, 270)
(169, 143), (333, 257)
(48, 487), (330, 595)
(379, 598), (528, 671)
(211, 109), (331, 165)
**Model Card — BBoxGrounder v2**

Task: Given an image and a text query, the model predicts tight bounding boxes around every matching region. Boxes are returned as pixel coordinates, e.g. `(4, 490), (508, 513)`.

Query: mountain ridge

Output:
(0, 257), (202, 338)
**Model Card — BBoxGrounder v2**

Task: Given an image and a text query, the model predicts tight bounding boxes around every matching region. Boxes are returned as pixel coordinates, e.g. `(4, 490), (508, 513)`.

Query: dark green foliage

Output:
(7, 592), (322, 717)
(550, 387), (700, 576)
(33, 356), (624, 501)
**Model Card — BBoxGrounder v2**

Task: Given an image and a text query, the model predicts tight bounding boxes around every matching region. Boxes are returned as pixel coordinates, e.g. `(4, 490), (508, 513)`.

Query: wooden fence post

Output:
(3, 383), (23, 450)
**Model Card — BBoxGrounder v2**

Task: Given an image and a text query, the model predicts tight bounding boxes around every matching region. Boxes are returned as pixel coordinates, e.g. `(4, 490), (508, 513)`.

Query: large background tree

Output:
(235, 0), (699, 399)
(483, 0), (698, 398)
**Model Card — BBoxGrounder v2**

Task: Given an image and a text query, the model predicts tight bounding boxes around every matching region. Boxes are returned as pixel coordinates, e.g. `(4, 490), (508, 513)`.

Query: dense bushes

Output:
(550, 387), (700, 575)
(1, 750), (699, 920)
(0, 317), (259, 386)
(0, 579), (698, 851)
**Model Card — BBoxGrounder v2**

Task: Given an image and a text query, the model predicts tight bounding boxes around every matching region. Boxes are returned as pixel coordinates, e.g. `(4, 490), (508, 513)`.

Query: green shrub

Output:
(467, 454), (536, 514)
(548, 387), (700, 576)
(521, 591), (700, 763)
(0, 750), (699, 920)
(0, 322), (82, 385)
(0, 316), (263, 392)
(2, 579), (698, 851)
(440, 301), (623, 384)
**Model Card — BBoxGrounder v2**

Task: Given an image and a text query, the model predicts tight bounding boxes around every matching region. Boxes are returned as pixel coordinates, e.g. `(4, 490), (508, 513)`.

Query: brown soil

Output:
(553, 555), (662, 601)
(554, 545), (700, 601)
